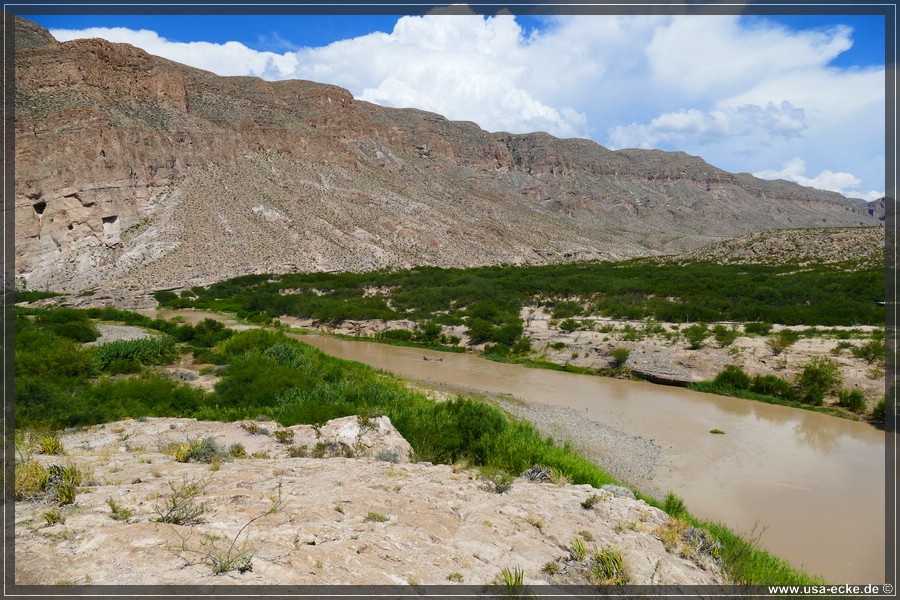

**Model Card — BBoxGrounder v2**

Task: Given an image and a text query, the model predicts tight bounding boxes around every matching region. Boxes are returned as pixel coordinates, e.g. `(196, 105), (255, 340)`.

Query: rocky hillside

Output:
(13, 16), (878, 293)
(15, 416), (726, 587)
(674, 226), (884, 266)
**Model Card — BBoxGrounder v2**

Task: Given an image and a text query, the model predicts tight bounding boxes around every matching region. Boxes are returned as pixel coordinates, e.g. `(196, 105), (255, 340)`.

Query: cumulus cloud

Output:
(608, 102), (807, 148)
(50, 27), (299, 79)
(754, 158), (882, 200)
(48, 12), (884, 196)
(289, 13), (589, 137)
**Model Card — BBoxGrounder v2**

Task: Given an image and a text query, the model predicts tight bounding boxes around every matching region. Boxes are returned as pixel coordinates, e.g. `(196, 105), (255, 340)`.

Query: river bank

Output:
(273, 308), (884, 422)
(19, 302), (887, 582)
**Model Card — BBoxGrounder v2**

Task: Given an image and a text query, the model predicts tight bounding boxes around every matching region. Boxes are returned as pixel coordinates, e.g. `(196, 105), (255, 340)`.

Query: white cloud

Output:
(608, 102), (807, 148)
(289, 13), (589, 137)
(50, 27), (299, 79)
(754, 158), (882, 200)
(48, 13), (885, 197)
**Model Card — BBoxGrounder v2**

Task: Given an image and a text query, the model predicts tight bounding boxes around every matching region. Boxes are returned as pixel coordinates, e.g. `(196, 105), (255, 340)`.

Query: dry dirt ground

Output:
(15, 417), (725, 587)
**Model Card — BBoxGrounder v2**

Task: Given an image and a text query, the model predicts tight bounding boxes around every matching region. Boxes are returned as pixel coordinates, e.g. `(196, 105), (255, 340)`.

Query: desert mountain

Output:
(12, 16), (879, 293)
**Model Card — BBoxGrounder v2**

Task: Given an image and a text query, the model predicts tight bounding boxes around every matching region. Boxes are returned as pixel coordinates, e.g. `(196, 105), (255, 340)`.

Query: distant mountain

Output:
(12, 16), (879, 293)
(867, 197), (886, 221)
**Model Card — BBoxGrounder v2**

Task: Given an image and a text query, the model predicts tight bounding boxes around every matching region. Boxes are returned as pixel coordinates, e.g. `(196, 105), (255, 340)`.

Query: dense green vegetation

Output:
(14, 306), (825, 585)
(155, 260), (884, 348)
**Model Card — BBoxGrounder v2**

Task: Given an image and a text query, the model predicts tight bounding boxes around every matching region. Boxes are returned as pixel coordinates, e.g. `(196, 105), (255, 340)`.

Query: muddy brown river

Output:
(156, 309), (889, 583)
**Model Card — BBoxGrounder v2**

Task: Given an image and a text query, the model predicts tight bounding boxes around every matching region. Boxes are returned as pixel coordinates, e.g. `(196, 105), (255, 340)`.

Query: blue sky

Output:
(22, 9), (888, 200)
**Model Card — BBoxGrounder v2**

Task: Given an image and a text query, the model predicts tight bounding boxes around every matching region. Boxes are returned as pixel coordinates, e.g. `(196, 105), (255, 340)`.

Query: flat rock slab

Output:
(15, 417), (726, 586)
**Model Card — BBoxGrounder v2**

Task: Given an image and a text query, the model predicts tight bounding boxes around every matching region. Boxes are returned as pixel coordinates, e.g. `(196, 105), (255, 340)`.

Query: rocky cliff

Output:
(13, 16), (878, 293)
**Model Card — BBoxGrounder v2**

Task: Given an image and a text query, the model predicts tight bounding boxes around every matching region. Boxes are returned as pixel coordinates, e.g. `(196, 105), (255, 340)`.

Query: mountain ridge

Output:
(12, 16), (879, 293)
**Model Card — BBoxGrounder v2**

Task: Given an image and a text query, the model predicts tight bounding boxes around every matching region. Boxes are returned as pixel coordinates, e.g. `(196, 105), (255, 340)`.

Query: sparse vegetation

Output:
(36, 432), (65, 456)
(272, 429), (295, 444)
(609, 347), (630, 367)
(364, 511), (389, 523)
(569, 537), (587, 561)
(581, 493), (602, 509)
(766, 330), (799, 356)
(155, 477), (208, 525)
(592, 547), (627, 585)
(478, 467), (515, 494)
(167, 437), (226, 464)
(498, 565), (526, 591)
(106, 497), (134, 521)
(15, 460), (49, 500)
(41, 508), (65, 526)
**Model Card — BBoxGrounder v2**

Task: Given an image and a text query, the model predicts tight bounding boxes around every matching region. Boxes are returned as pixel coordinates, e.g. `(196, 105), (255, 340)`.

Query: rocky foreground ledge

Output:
(15, 417), (725, 586)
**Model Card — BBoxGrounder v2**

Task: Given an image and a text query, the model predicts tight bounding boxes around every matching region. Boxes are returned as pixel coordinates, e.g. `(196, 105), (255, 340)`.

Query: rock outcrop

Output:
(15, 417), (727, 586)
(13, 16), (878, 294)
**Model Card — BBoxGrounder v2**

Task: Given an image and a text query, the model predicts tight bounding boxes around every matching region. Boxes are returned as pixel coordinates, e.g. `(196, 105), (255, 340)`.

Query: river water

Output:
(156, 309), (888, 583)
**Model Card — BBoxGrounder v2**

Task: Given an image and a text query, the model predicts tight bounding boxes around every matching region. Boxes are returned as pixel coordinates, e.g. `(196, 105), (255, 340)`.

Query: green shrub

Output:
(713, 324), (739, 348)
(106, 497), (134, 521)
(766, 331), (799, 356)
(559, 318), (579, 333)
(378, 329), (413, 342)
(837, 389), (866, 413)
(48, 321), (101, 343)
(550, 342), (566, 350)
(795, 357), (842, 405)
(744, 322), (773, 336)
(168, 437), (224, 464)
(713, 365), (751, 391)
(750, 374), (795, 400)
(683, 323), (710, 349)
(478, 467), (514, 494)
(871, 397), (886, 422)
(36, 432), (65, 455)
(851, 338), (885, 364)
(609, 347), (630, 368)
(153, 290), (179, 305)
(413, 321), (443, 343)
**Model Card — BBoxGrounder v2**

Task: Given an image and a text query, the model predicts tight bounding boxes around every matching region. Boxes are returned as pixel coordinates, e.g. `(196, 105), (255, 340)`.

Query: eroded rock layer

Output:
(13, 16), (878, 293)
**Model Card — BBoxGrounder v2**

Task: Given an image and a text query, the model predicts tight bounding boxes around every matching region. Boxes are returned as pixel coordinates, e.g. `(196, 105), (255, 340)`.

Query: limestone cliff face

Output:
(13, 17), (877, 293)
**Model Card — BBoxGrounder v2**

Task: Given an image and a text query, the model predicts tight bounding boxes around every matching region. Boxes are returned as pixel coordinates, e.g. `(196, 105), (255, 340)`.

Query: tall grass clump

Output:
(92, 336), (178, 373)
